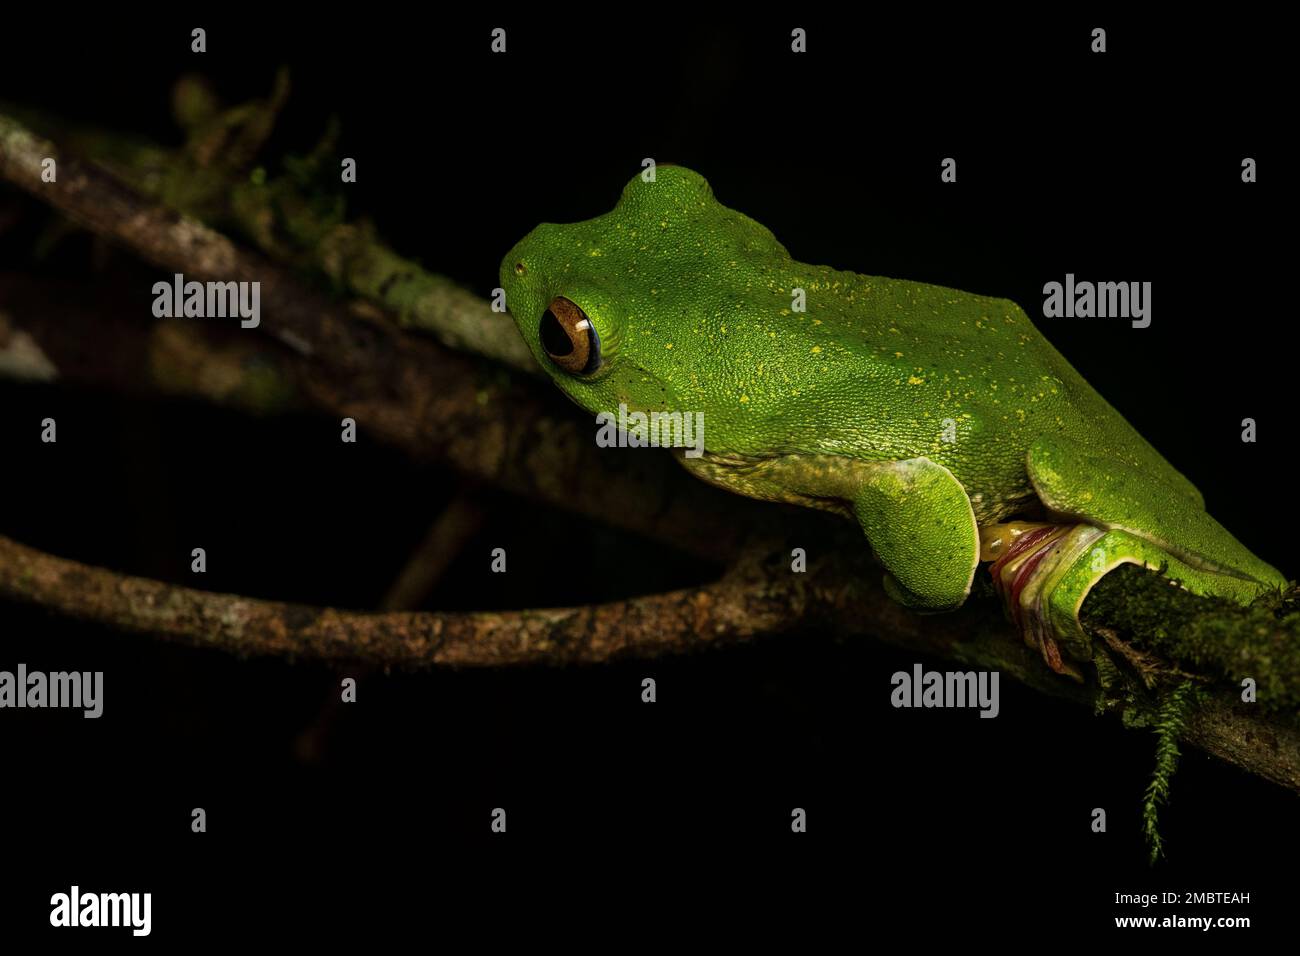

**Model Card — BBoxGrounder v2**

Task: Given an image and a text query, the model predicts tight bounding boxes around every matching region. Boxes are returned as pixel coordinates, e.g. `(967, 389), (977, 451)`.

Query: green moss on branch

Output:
(1082, 565), (1300, 714)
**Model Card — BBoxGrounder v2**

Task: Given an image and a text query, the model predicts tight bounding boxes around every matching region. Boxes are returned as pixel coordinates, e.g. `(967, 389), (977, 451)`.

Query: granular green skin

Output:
(1082, 565), (1300, 714)
(499, 168), (1200, 525)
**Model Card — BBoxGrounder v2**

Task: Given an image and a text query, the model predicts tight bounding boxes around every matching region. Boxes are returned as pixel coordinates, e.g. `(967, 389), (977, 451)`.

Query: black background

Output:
(0, 10), (1292, 942)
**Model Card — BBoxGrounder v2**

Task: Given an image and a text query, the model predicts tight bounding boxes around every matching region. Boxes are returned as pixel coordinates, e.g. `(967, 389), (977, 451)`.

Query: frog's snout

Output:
(500, 222), (553, 283)
(498, 243), (526, 299)
(498, 238), (538, 329)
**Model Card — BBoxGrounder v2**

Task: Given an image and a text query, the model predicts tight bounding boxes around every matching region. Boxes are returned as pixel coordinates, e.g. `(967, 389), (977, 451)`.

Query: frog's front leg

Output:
(850, 457), (981, 611)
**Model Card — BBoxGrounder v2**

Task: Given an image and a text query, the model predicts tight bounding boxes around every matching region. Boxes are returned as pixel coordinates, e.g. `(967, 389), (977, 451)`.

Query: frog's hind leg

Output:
(1040, 528), (1266, 654)
(982, 521), (1269, 680)
(984, 433), (1289, 679)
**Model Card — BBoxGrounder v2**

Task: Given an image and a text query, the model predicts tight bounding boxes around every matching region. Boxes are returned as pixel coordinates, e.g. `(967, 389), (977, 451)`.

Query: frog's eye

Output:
(539, 296), (602, 375)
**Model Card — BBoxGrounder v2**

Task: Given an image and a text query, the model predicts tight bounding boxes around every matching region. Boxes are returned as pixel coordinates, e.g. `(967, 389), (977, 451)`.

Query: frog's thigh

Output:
(851, 457), (979, 611)
(1042, 528), (1266, 657)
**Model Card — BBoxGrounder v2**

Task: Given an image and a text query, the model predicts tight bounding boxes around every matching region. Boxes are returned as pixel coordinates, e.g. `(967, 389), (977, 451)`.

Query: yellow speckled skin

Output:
(500, 167), (1286, 638)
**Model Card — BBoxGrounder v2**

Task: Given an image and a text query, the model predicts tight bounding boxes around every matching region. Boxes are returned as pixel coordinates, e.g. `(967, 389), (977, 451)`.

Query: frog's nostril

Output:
(540, 309), (574, 356)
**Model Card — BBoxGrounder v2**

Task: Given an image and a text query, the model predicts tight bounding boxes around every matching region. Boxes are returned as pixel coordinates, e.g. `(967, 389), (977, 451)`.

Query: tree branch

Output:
(2, 529), (1298, 790)
(0, 531), (811, 667)
(0, 113), (758, 563)
(0, 89), (539, 373)
(3, 108), (1299, 795)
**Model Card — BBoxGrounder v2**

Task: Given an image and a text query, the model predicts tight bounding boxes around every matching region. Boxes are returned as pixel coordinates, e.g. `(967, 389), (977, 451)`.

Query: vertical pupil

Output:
(540, 309), (576, 356)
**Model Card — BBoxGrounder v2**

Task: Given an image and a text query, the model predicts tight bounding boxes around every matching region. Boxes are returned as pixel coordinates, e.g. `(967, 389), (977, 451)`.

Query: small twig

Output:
(379, 490), (486, 612)
(298, 490), (488, 762)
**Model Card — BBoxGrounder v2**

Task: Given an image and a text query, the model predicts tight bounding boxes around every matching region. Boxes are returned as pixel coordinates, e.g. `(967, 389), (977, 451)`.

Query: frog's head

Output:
(499, 166), (789, 436)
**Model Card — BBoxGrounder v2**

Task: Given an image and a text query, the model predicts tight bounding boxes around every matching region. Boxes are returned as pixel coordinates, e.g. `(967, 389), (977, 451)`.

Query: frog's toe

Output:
(985, 521), (1107, 681)
(1038, 634), (1083, 680)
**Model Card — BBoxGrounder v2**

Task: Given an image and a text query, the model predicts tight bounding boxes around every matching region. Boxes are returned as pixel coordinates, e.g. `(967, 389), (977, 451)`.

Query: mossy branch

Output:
(0, 78), (537, 374)
(1083, 565), (1300, 715)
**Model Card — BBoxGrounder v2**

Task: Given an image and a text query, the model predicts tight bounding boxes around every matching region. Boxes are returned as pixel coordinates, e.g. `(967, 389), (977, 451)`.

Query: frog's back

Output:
(734, 259), (1203, 515)
(552, 168), (1201, 517)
